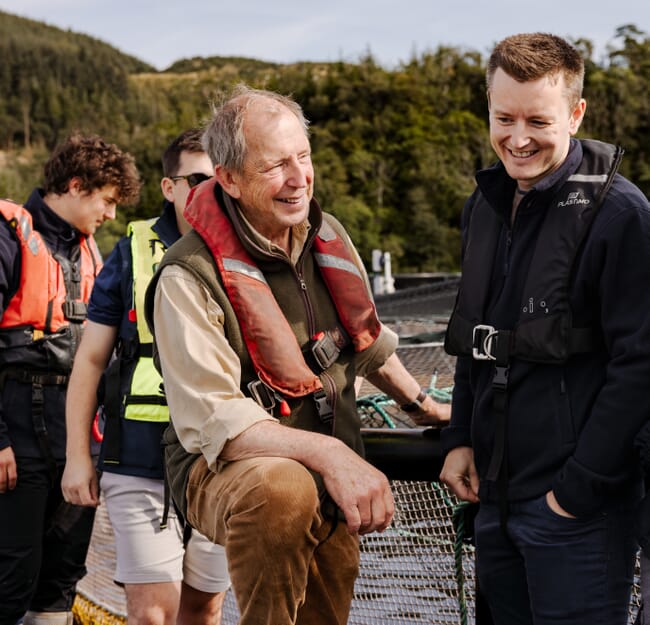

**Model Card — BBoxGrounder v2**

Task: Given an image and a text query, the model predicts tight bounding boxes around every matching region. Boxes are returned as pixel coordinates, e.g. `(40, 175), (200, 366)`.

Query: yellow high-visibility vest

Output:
(124, 219), (168, 422)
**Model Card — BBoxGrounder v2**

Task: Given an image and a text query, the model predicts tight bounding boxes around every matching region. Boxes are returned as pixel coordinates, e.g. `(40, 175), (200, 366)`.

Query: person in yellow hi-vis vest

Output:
(62, 129), (229, 625)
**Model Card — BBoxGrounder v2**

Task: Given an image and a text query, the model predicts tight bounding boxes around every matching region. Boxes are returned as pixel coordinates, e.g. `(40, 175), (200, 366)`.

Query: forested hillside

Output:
(0, 11), (648, 269)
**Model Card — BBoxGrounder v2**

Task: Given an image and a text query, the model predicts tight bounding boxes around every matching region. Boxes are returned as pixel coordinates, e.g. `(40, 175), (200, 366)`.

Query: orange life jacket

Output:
(184, 180), (381, 399)
(0, 199), (102, 334)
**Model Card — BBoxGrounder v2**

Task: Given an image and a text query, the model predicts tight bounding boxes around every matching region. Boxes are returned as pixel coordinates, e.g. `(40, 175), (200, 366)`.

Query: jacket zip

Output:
(294, 260), (336, 432)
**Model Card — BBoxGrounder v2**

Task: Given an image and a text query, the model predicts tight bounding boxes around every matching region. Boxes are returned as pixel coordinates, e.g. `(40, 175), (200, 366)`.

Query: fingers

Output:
(63, 485), (99, 507)
(61, 468), (100, 507)
(0, 447), (17, 493)
(363, 486), (395, 535)
(410, 399), (451, 427)
(439, 446), (480, 503)
(344, 475), (395, 536)
(322, 444), (394, 536)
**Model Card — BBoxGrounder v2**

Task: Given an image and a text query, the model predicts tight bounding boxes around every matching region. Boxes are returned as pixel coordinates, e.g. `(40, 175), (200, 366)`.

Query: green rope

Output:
(356, 394), (398, 428)
(431, 482), (471, 625)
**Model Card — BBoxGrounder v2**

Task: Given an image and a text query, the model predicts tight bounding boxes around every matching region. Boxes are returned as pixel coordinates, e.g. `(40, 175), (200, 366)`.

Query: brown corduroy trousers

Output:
(186, 455), (360, 625)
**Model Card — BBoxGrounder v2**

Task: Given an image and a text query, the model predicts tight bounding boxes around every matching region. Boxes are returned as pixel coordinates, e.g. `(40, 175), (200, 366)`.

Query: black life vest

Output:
(445, 139), (623, 364)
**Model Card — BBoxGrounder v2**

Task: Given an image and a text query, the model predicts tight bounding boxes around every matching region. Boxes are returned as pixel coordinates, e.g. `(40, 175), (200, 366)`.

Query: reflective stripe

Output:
(314, 253), (362, 279)
(567, 173), (608, 183)
(223, 258), (269, 284)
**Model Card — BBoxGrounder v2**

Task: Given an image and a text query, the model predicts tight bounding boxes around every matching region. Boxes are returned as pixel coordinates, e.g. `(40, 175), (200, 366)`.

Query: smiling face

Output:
(215, 101), (314, 251)
(488, 67), (586, 191)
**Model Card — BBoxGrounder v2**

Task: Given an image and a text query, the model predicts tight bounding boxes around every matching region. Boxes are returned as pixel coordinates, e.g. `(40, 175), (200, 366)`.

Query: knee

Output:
(234, 458), (320, 534)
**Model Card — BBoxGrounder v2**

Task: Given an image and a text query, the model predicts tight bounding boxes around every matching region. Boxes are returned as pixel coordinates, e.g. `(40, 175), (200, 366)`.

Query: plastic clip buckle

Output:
(493, 365), (509, 392)
(313, 388), (334, 425)
(310, 331), (341, 371)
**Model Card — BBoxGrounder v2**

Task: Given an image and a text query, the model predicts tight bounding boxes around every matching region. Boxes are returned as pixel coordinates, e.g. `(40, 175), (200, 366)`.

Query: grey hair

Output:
(201, 84), (310, 173)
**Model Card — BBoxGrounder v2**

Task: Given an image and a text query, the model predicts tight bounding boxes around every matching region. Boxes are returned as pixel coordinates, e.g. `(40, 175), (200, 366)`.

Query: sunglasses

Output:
(170, 173), (212, 188)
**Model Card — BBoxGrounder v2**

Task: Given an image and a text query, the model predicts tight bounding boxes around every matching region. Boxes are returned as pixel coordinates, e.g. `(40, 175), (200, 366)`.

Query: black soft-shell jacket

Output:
(441, 140), (650, 518)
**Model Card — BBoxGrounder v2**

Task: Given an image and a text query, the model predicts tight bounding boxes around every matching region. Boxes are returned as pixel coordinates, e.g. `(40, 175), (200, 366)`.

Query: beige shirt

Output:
(153, 217), (397, 472)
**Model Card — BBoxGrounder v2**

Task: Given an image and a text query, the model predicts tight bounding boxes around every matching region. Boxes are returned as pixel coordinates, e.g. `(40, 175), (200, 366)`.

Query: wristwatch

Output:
(400, 389), (428, 413)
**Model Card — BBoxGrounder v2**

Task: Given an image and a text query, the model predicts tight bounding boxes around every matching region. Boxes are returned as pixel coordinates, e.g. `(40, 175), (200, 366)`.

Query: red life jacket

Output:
(184, 180), (381, 398)
(0, 199), (102, 334)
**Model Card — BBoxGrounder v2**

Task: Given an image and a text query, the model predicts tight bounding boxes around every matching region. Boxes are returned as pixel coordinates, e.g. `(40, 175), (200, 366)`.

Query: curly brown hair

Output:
(43, 133), (141, 206)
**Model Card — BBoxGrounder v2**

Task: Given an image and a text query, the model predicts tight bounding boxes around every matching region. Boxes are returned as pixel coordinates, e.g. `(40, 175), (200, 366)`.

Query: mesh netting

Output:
(74, 326), (642, 625)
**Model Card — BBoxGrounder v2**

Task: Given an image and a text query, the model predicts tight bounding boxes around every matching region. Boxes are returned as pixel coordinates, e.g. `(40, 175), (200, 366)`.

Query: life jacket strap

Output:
(247, 378), (334, 426)
(313, 387), (334, 425)
(30, 381), (59, 485)
(5, 370), (69, 385)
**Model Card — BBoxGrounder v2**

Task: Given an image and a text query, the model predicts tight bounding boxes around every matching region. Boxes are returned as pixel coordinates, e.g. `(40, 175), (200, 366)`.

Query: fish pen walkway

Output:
(73, 281), (642, 625)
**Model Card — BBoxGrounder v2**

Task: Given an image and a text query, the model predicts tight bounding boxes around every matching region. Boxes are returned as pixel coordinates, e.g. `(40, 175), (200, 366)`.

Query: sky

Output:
(0, 0), (648, 71)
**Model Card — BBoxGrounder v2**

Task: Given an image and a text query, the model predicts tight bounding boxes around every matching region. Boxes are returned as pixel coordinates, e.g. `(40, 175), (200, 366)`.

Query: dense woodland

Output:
(0, 11), (648, 270)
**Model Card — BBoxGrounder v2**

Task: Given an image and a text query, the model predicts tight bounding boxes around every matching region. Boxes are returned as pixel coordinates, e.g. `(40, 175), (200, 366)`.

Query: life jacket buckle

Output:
(63, 299), (88, 322)
(247, 379), (277, 412)
(313, 387), (334, 425)
(493, 365), (509, 392)
(472, 324), (498, 361)
(309, 331), (341, 371)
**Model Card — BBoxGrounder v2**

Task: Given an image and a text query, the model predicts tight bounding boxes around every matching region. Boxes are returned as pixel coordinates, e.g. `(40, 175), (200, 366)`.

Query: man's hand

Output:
(0, 446), (17, 493)
(364, 353), (450, 427)
(439, 446), (479, 503)
(410, 396), (451, 427)
(320, 443), (395, 536)
(545, 490), (576, 518)
(61, 454), (100, 507)
(222, 421), (395, 536)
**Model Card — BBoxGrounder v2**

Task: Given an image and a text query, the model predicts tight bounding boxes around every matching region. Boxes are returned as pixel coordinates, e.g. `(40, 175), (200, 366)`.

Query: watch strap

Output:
(400, 389), (428, 413)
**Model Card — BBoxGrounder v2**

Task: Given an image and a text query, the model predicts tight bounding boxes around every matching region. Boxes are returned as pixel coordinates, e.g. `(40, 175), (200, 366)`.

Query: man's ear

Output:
(67, 177), (83, 196)
(160, 177), (175, 202)
(569, 98), (587, 135)
(214, 166), (241, 199)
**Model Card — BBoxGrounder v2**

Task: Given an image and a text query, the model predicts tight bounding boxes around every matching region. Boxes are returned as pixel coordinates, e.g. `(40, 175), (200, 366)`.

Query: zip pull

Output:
(128, 308), (137, 322)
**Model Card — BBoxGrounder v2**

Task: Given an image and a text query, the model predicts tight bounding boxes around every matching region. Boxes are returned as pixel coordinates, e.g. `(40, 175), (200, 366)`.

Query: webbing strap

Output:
(161, 468), (170, 530)
(7, 371), (68, 385)
(101, 357), (122, 465)
(31, 382), (59, 485)
(486, 363), (510, 533)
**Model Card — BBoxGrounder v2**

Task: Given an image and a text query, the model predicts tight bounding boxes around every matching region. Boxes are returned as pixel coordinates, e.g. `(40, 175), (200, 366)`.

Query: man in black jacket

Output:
(441, 33), (650, 625)
(0, 134), (140, 625)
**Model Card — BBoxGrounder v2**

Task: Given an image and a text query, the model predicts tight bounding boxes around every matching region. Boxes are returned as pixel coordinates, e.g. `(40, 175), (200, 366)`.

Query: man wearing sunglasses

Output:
(62, 129), (229, 625)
